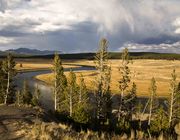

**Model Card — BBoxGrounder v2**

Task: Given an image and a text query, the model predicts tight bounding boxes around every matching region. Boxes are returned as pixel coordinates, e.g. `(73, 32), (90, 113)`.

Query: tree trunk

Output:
(70, 87), (72, 117)
(169, 90), (174, 126)
(17, 91), (20, 106)
(54, 76), (57, 111)
(118, 90), (124, 119)
(5, 71), (10, 105)
(148, 95), (153, 125)
(97, 95), (101, 120)
(79, 86), (82, 103)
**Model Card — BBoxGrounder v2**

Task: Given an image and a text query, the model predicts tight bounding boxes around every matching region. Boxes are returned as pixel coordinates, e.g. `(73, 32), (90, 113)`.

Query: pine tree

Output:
(67, 69), (78, 117)
(78, 74), (87, 104)
(104, 66), (112, 124)
(52, 53), (67, 112)
(124, 82), (137, 121)
(167, 69), (180, 127)
(73, 103), (89, 124)
(177, 82), (180, 94)
(118, 48), (131, 119)
(32, 85), (41, 106)
(148, 77), (158, 125)
(22, 80), (32, 105)
(2, 53), (16, 104)
(94, 38), (112, 123)
(15, 90), (23, 106)
(72, 74), (90, 124)
(150, 106), (168, 134)
(0, 61), (6, 103)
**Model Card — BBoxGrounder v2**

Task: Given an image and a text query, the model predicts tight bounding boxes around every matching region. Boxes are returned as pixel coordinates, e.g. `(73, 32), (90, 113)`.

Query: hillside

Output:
(0, 51), (179, 60)
(0, 105), (123, 140)
(0, 50), (180, 60)
(17, 52), (180, 60)
(0, 105), (54, 139)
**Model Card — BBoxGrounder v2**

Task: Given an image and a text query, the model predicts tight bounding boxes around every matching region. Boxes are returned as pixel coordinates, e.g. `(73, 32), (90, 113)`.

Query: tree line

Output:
(18, 52), (180, 60)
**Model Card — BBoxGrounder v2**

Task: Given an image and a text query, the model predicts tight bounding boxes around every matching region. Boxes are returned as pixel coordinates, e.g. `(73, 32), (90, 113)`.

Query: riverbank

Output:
(15, 65), (95, 111)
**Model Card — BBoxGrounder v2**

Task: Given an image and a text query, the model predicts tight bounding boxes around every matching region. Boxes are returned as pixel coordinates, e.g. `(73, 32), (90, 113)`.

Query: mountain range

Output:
(5, 48), (61, 55)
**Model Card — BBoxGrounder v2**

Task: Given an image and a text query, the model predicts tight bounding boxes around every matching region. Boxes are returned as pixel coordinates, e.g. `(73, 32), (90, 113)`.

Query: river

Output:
(15, 66), (95, 111)
(15, 66), (167, 112)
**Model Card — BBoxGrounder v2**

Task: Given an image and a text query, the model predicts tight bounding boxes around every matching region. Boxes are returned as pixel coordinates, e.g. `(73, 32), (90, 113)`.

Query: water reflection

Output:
(15, 66), (167, 111)
(15, 66), (95, 111)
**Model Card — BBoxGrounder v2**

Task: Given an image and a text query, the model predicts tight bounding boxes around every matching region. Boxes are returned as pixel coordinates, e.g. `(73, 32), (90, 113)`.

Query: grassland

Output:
(15, 59), (79, 72)
(36, 59), (180, 97)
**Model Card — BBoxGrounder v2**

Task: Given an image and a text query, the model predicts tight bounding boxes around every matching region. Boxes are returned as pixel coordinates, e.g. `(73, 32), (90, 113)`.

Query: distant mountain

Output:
(6, 48), (61, 55)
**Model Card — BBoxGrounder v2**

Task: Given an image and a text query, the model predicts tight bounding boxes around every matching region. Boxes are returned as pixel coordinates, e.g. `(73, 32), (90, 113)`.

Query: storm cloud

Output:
(0, 0), (180, 53)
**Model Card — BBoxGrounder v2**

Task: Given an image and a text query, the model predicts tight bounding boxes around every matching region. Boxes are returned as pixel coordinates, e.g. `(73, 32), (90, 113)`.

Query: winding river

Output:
(15, 66), (95, 111)
(15, 65), (166, 112)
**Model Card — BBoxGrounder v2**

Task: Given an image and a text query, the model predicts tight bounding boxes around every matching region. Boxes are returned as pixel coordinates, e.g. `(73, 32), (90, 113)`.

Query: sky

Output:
(0, 0), (180, 53)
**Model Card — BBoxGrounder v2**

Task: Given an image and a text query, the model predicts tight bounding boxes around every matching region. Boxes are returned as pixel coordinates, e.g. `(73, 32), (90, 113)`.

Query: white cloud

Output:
(0, 0), (180, 52)
(0, 0), (7, 12)
(121, 42), (180, 53)
(175, 28), (180, 34)
(173, 17), (180, 34)
(0, 37), (14, 44)
(1, 0), (178, 34)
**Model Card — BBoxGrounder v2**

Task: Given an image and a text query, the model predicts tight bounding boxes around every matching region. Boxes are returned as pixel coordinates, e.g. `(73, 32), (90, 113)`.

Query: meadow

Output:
(15, 59), (79, 72)
(35, 59), (180, 97)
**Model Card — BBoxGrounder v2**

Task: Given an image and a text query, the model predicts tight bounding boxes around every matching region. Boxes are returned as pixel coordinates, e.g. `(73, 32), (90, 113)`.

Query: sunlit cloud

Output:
(173, 17), (180, 34)
(0, 0), (180, 53)
(121, 42), (180, 53)
(0, 37), (14, 44)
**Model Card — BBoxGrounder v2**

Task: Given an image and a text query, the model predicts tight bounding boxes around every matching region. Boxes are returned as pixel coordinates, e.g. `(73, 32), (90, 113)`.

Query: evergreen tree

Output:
(73, 74), (90, 124)
(104, 66), (112, 125)
(31, 85), (41, 106)
(67, 69), (78, 117)
(22, 80), (32, 105)
(124, 82), (137, 121)
(15, 90), (23, 106)
(0, 61), (6, 103)
(177, 82), (180, 94)
(78, 74), (87, 104)
(118, 48), (131, 119)
(52, 53), (67, 112)
(2, 53), (16, 104)
(135, 101), (143, 130)
(94, 38), (112, 123)
(73, 104), (89, 124)
(150, 106), (168, 134)
(167, 69), (180, 127)
(148, 77), (158, 125)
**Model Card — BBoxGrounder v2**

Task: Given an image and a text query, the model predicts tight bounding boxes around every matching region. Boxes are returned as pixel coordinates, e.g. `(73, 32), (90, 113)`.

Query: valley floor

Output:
(35, 59), (180, 97)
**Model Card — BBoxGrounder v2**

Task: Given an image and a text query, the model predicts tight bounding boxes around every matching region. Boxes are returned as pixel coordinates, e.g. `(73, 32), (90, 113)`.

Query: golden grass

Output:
(36, 59), (180, 97)
(15, 62), (78, 71)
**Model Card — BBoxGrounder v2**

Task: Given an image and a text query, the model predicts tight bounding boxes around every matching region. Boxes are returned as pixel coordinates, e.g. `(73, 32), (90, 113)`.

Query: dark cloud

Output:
(0, 0), (7, 13)
(137, 34), (180, 45)
(0, 27), (31, 37)
(0, 0), (180, 53)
